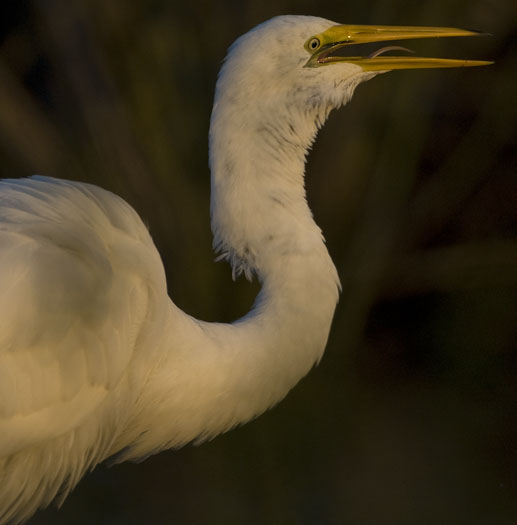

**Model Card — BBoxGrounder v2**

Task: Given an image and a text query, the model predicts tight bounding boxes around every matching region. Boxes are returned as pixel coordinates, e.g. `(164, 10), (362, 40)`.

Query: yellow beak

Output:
(305, 24), (493, 70)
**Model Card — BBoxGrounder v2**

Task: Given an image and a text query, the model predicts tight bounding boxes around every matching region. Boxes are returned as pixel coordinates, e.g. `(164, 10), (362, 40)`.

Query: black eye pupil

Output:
(311, 40), (318, 48)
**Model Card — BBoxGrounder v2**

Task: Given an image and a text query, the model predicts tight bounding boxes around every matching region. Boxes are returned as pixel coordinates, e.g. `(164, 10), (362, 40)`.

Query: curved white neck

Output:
(121, 79), (340, 460)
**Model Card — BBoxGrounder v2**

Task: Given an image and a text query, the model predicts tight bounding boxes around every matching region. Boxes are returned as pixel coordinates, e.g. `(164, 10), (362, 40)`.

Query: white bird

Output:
(0, 15), (489, 524)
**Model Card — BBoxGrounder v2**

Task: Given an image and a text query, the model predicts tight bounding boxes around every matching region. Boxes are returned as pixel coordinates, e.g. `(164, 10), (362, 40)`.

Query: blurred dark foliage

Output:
(1, 0), (516, 523)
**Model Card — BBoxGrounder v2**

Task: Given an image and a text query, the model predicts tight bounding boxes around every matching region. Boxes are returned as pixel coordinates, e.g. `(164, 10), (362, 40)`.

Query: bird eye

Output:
(307, 37), (320, 51)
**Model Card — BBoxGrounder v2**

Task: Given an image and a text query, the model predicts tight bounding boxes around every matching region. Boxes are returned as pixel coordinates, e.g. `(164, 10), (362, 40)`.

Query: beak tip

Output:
(466, 29), (493, 37)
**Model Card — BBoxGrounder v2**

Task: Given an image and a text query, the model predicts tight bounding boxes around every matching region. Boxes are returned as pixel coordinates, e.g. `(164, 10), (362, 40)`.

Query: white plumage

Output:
(0, 15), (488, 524)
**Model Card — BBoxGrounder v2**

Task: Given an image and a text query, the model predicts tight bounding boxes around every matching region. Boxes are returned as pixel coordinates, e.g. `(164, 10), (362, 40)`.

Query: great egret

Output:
(0, 15), (490, 524)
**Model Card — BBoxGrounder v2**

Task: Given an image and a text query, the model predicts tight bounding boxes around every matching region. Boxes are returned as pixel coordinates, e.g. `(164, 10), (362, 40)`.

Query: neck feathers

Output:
(122, 61), (341, 460)
(209, 65), (331, 282)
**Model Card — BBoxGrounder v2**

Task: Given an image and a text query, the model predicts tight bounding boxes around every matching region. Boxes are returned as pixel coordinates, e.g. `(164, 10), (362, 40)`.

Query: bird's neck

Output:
(121, 95), (339, 459)
(209, 85), (332, 281)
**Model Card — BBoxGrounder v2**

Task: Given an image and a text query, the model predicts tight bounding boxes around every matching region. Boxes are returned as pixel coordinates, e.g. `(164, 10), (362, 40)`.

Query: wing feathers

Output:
(0, 177), (161, 457)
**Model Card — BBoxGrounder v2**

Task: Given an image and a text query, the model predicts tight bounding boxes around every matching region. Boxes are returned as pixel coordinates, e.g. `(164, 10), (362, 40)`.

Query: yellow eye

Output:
(307, 37), (320, 52)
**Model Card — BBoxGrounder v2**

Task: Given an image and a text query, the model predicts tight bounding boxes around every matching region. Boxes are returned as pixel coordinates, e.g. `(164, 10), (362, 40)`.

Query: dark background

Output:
(1, 0), (516, 523)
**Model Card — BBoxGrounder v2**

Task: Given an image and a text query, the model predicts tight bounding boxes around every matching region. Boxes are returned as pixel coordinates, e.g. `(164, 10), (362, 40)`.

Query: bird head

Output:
(213, 15), (490, 128)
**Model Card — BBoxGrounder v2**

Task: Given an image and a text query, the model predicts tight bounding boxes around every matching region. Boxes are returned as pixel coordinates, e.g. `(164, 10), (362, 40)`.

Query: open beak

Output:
(305, 24), (493, 70)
